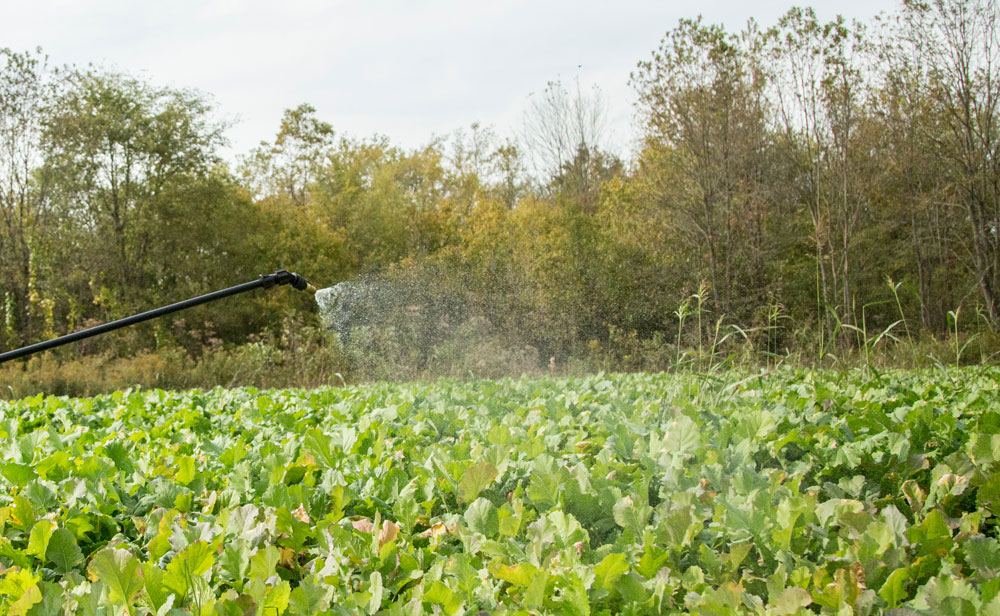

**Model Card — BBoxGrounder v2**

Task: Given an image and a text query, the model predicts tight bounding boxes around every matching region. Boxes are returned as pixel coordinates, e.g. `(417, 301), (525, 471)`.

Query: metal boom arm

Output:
(0, 270), (313, 365)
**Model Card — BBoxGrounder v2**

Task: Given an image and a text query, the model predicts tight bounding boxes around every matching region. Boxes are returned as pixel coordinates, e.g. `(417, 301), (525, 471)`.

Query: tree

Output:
(44, 69), (226, 311)
(765, 9), (873, 333)
(873, 11), (962, 330)
(633, 18), (773, 318)
(893, 0), (1000, 325)
(819, 16), (870, 327)
(520, 78), (618, 208)
(312, 136), (450, 270)
(0, 48), (57, 348)
(239, 103), (336, 205)
(447, 123), (529, 210)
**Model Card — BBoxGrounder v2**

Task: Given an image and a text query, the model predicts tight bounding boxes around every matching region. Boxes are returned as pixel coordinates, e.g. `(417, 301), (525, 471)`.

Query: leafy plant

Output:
(1, 368), (999, 613)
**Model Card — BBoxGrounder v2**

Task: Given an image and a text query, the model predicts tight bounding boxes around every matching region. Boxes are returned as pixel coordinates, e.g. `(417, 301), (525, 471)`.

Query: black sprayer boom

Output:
(0, 270), (314, 365)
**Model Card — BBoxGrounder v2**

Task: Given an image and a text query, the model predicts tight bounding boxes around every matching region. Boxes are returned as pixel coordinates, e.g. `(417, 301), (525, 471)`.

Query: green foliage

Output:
(0, 368), (999, 613)
(6, 0), (1000, 378)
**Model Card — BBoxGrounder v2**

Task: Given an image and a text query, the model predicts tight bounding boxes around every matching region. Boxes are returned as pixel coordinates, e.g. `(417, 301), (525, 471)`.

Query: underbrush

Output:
(0, 321), (347, 398)
(3, 311), (998, 398)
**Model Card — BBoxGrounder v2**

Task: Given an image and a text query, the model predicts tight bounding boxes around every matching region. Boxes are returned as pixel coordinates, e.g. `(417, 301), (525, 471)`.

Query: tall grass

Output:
(2, 285), (998, 399)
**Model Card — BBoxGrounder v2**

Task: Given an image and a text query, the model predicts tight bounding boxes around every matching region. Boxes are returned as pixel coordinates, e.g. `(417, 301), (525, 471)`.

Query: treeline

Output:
(2, 0), (1000, 389)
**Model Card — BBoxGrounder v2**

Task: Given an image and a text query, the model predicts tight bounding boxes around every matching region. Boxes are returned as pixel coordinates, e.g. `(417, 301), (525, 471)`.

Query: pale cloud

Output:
(2, 0), (898, 159)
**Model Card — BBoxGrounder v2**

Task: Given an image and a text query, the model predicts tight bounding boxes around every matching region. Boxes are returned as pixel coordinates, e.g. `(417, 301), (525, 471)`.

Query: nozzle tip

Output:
(306, 284), (317, 294)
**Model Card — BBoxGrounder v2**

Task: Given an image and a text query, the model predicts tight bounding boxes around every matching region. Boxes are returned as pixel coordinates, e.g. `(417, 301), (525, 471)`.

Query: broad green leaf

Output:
(916, 575), (979, 616)
(249, 545), (281, 581)
(547, 510), (588, 546)
(659, 505), (697, 548)
(329, 484), (346, 522)
(220, 543), (251, 584)
(457, 461), (498, 503)
(423, 580), (460, 615)
(498, 498), (524, 538)
(528, 455), (564, 509)
(303, 428), (345, 469)
(964, 535), (1000, 577)
(142, 562), (171, 613)
(76, 581), (104, 616)
(103, 441), (134, 475)
(88, 548), (144, 612)
(617, 572), (650, 604)
(594, 552), (629, 590)
(552, 572), (590, 616)
(164, 540), (216, 599)
(525, 569), (549, 607)
(220, 439), (248, 466)
(215, 594), (255, 616)
(1, 463), (37, 488)
(288, 578), (330, 616)
(727, 542), (752, 572)
(638, 545), (670, 579)
(28, 581), (63, 616)
(175, 456), (196, 485)
(614, 496), (652, 537)
(985, 577), (1000, 604)
(984, 598), (1000, 616)
(664, 415), (700, 458)
(878, 567), (910, 608)
(45, 528), (83, 572)
(977, 472), (1000, 512)
(464, 497), (499, 537)
(906, 509), (953, 556)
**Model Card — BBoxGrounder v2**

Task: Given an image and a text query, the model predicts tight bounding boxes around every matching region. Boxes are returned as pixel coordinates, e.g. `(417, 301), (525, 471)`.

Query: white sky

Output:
(3, 0), (898, 160)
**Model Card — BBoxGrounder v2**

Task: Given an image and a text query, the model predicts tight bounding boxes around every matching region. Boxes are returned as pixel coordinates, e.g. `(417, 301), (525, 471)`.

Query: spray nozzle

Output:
(261, 270), (313, 292)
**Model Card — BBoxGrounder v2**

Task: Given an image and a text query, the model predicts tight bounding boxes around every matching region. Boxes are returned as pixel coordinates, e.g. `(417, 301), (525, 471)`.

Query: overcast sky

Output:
(3, 0), (899, 160)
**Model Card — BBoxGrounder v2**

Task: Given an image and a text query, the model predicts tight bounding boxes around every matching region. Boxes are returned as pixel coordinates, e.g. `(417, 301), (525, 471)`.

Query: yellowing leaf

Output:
(8, 582), (41, 616)
(772, 586), (812, 615)
(1, 567), (42, 615)
(250, 545), (280, 581)
(11, 496), (35, 530)
(265, 580), (291, 615)
(417, 521), (455, 541)
(147, 509), (179, 562)
(278, 547), (296, 569)
(291, 504), (311, 524)
(489, 561), (537, 586)
(351, 518), (375, 533)
(26, 520), (55, 559)
(176, 455), (196, 485)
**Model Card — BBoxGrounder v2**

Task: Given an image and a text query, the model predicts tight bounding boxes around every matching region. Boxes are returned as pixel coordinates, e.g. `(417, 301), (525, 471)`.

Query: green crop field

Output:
(1, 368), (999, 615)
